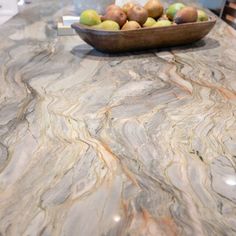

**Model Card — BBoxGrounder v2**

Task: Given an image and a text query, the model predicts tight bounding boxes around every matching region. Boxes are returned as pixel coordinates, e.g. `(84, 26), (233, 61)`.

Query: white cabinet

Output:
(0, 0), (18, 16)
(0, 0), (18, 25)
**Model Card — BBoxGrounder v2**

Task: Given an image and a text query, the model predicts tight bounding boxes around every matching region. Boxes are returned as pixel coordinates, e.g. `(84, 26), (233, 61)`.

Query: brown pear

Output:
(122, 3), (136, 14)
(127, 5), (148, 26)
(174, 7), (198, 24)
(105, 4), (122, 13)
(102, 8), (127, 27)
(121, 21), (141, 30)
(144, 0), (163, 19)
(159, 14), (168, 20)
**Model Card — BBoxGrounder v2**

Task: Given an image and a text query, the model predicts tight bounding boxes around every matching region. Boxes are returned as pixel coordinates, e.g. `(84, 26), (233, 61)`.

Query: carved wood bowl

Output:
(71, 17), (216, 53)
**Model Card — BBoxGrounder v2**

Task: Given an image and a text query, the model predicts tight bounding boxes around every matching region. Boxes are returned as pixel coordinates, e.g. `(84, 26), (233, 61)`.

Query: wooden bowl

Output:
(71, 18), (216, 53)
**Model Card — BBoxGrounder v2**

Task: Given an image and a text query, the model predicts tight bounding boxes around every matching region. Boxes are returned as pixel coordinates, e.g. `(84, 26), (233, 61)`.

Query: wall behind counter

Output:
(199, 0), (225, 9)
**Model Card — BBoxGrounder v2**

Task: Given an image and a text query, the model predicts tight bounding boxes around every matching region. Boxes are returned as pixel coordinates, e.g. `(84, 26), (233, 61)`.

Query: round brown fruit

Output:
(144, 0), (163, 19)
(105, 4), (122, 13)
(122, 3), (136, 13)
(159, 14), (168, 20)
(174, 7), (198, 24)
(127, 5), (148, 26)
(102, 8), (127, 27)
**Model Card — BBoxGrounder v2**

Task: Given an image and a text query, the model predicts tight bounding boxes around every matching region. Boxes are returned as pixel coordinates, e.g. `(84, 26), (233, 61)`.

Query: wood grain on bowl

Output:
(71, 18), (216, 53)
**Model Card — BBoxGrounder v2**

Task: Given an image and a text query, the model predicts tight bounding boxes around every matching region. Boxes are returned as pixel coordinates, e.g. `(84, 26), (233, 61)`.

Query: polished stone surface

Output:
(0, 0), (236, 235)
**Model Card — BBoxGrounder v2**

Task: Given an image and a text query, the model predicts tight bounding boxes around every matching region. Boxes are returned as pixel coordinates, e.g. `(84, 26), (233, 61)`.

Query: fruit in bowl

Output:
(72, 1), (215, 53)
(174, 6), (198, 24)
(122, 2), (136, 14)
(80, 9), (101, 26)
(127, 5), (148, 26)
(102, 7), (127, 27)
(197, 9), (209, 22)
(93, 20), (120, 30)
(105, 4), (122, 13)
(78, 1), (210, 31)
(144, 0), (163, 19)
(143, 17), (156, 27)
(122, 21), (141, 30)
(166, 3), (185, 21)
(152, 19), (172, 27)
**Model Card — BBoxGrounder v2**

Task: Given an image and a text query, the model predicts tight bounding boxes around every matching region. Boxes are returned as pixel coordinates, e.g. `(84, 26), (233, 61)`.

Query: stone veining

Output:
(0, 0), (236, 235)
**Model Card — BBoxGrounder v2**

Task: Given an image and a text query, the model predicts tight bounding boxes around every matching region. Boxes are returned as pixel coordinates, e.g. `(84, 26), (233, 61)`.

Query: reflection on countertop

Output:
(0, 0), (236, 235)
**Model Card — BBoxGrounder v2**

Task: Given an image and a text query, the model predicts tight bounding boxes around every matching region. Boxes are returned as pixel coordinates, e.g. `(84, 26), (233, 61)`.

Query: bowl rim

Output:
(71, 16), (216, 34)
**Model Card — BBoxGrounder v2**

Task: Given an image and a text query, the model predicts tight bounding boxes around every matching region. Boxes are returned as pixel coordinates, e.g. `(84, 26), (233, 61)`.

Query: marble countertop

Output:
(0, 0), (236, 235)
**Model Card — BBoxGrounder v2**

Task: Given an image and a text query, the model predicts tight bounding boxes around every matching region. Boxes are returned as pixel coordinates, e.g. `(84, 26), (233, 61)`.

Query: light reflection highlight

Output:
(225, 177), (236, 186)
(113, 215), (121, 222)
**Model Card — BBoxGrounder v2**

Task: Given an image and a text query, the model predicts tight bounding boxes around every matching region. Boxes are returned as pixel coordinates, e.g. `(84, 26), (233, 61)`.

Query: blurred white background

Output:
(0, 0), (228, 25)
(0, 0), (18, 24)
(0, 0), (18, 15)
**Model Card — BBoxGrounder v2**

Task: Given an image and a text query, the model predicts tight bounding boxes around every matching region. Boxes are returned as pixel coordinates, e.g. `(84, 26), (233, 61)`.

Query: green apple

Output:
(80, 9), (101, 26)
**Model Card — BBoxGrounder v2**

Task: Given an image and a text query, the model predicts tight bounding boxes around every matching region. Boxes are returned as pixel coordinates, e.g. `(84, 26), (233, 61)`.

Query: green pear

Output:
(93, 20), (120, 31)
(197, 10), (209, 21)
(121, 21), (141, 30)
(166, 3), (185, 21)
(152, 20), (172, 27)
(143, 17), (156, 27)
(80, 9), (101, 26)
